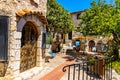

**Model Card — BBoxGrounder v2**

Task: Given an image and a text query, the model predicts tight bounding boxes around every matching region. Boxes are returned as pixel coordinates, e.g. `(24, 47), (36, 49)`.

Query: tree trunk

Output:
(63, 34), (66, 44)
(112, 32), (120, 60)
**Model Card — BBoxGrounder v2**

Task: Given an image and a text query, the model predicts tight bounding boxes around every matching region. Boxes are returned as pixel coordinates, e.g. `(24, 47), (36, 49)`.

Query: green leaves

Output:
(79, 0), (120, 60)
(79, 0), (120, 36)
(47, 0), (74, 34)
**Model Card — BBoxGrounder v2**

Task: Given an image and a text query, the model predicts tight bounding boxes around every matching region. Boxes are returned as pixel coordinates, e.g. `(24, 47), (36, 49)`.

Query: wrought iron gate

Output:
(63, 57), (112, 80)
(20, 22), (38, 72)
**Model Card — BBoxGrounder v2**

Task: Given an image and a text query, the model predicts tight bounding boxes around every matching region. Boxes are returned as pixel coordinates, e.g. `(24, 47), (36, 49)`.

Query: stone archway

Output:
(20, 21), (38, 72)
(88, 40), (95, 52)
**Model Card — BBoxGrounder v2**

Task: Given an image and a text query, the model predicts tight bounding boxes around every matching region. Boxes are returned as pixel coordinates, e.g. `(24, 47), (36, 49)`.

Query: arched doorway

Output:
(20, 21), (38, 72)
(88, 40), (95, 52)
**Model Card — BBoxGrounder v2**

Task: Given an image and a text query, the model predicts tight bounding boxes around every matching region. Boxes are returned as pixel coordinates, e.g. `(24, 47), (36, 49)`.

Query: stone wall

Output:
(71, 13), (80, 28)
(0, 0), (47, 80)
(70, 11), (83, 37)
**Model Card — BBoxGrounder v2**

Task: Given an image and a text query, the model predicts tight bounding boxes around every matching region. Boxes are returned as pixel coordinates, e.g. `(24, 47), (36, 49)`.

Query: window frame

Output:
(77, 14), (80, 19)
(0, 16), (9, 61)
(42, 32), (46, 48)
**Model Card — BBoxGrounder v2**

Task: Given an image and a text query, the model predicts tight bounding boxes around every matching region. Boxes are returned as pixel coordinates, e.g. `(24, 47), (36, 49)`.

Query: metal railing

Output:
(63, 57), (112, 80)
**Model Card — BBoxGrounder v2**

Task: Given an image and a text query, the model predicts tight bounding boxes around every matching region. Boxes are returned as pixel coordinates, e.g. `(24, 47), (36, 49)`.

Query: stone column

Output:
(36, 35), (42, 67)
(36, 25), (46, 67)
(7, 31), (21, 79)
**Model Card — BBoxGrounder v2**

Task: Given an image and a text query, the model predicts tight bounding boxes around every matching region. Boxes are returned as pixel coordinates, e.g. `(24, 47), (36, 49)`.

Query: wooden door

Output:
(20, 22), (38, 72)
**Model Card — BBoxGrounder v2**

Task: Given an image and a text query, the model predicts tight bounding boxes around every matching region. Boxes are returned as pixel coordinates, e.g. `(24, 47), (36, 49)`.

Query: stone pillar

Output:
(7, 31), (21, 79)
(36, 35), (42, 67)
(36, 33), (45, 67)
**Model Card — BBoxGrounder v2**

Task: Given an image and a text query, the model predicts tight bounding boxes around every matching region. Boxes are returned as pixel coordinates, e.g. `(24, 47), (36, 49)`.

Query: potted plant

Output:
(87, 56), (105, 77)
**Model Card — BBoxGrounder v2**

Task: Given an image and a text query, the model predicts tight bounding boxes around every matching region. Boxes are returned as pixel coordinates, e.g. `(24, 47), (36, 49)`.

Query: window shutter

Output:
(42, 33), (46, 48)
(0, 16), (8, 61)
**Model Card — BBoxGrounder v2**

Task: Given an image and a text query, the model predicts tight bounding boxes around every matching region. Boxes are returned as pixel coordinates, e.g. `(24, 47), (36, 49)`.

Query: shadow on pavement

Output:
(62, 56), (74, 61)
(62, 49), (76, 61)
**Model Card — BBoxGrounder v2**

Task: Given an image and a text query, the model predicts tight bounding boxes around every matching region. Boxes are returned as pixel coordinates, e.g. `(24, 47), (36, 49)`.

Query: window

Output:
(42, 33), (46, 48)
(0, 16), (8, 61)
(77, 14), (80, 19)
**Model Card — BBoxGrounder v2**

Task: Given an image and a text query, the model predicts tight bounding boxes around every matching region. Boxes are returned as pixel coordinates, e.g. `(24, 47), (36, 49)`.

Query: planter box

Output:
(88, 60), (105, 76)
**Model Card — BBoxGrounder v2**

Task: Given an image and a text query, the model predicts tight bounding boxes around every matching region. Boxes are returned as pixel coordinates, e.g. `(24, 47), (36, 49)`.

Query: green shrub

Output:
(112, 61), (120, 74)
(46, 36), (53, 44)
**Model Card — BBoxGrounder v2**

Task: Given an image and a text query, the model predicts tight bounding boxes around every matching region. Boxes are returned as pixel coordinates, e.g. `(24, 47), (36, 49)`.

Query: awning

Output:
(16, 8), (48, 24)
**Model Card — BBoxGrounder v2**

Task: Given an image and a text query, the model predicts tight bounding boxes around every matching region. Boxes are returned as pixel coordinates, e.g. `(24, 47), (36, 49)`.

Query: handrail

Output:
(62, 57), (112, 80)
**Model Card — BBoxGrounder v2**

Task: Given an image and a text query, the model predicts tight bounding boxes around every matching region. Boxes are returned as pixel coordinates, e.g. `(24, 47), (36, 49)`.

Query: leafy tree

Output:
(47, 0), (74, 45)
(47, 0), (74, 34)
(79, 0), (120, 60)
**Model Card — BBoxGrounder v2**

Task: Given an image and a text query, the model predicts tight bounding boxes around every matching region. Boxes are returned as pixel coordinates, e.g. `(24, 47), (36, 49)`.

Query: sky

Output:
(56, 0), (114, 12)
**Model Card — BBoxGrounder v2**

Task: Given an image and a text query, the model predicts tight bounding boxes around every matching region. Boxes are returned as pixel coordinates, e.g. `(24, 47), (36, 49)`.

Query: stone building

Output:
(70, 11), (83, 37)
(71, 11), (104, 52)
(0, 0), (47, 80)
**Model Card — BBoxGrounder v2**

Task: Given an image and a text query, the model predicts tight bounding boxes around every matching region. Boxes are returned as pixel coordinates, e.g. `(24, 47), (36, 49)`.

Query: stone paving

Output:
(112, 69), (120, 80)
(31, 55), (120, 80)
(30, 53), (75, 80)
(40, 55), (75, 80)
(30, 45), (120, 80)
